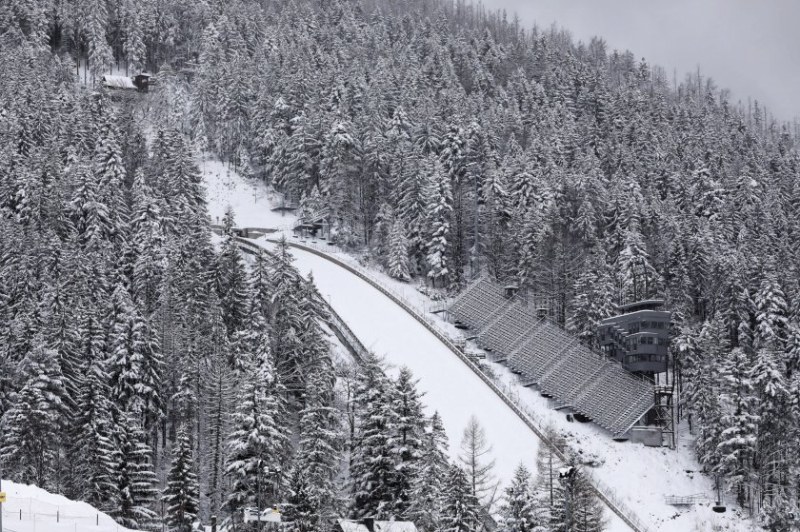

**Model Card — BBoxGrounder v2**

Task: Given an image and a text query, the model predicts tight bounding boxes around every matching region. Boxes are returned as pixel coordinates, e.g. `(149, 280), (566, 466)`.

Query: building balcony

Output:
(623, 353), (668, 373)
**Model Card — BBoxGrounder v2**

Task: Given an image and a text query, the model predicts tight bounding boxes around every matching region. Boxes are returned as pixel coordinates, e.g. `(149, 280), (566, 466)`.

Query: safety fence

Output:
(263, 236), (654, 532)
(1, 499), (124, 531)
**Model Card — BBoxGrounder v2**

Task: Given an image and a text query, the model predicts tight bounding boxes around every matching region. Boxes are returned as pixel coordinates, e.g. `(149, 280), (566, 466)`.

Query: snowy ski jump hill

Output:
(203, 158), (753, 532)
(0, 480), (139, 532)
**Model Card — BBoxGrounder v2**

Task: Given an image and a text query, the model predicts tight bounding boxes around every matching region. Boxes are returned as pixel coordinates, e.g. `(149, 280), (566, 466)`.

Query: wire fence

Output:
(2, 498), (124, 530)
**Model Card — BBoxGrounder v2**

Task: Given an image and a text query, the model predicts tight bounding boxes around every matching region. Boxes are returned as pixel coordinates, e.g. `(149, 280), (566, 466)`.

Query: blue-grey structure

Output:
(448, 278), (658, 439)
(597, 300), (671, 376)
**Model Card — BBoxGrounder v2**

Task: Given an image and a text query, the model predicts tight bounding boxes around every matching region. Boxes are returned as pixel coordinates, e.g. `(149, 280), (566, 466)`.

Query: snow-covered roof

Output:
(337, 520), (370, 532)
(336, 520), (418, 532)
(102, 75), (137, 90)
(373, 521), (418, 532)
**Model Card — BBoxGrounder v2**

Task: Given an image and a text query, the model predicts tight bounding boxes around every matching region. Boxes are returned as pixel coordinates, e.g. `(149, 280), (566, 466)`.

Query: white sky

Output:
(487, 0), (800, 122)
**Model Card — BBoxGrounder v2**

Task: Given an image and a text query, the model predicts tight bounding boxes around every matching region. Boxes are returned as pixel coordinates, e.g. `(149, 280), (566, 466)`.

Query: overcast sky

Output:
(488, 0), (800, 122)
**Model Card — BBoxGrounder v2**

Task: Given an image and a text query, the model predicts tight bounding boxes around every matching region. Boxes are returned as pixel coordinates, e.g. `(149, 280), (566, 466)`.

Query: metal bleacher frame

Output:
(449, 277), (655, 438)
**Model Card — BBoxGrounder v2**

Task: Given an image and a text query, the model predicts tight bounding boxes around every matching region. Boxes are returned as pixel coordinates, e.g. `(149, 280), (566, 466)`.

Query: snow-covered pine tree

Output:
(615, 218), (659, 304)
(532, 436), (562, 531)
(170, 372), (198, 442)
(163, 425), (200, 532)
(202, 340), (235, 517)
(441, 465), (482, 532)
(751, 348), (790, 505)
(284, 466), (318, 532)
(388, 217), (411, 281)
(685, 320), (726, 469)
(0, 339), (69, 489)
(216, 207), (250, 336)
(225, 346), (289, 516)
(425, 159), (453, 288)
(350, 354), (400, 519)
(119, 0), (145, 71)
(566, 465), (606, 532)
(131, 169), (166, 316)
(93, 109), (129, 249)
(716, 347), (759, 506)
(83, 0), (113, 80)
(70, 321), (119, 510)
(391, 367), (426, 518)
(68, 161), (115, 253)
(283, 360), (341, 529)
(249, 248), (273, 323)
(409, 412), (450, 531)
(500, 464), (538, 532)
(115, 413), (159, 530)
(754, 268), (789, 351)
(107, 282), (163, 429)
(567, 245), (614, 349)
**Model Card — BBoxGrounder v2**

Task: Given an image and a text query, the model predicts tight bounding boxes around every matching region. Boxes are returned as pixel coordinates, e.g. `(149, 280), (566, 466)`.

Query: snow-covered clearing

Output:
(201, 159), (754, 532)
(0, 480), (138, 532)
(201, 157), (295, 230)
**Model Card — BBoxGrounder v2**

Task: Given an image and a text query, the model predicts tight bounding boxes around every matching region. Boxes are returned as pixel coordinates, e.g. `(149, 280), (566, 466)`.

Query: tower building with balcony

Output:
(598, 300), (671, 377)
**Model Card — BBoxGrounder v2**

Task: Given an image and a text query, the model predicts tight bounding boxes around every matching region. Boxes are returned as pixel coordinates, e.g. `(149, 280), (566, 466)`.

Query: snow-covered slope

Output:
(282, 245), (543, 478)
(201, 157), (295, 230)
(201, 160), (754, 532)
(0, 480), (137, 532)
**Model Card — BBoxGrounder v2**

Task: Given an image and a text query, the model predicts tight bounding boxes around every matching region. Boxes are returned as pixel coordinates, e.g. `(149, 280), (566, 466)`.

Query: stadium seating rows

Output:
(449, 278), (654, 437)
(449, 278), (510, 330)
(478, 301), (542, 356)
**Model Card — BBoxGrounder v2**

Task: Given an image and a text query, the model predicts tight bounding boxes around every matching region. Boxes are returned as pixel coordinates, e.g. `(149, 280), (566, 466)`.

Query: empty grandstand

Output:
(448, 278), (665, 440)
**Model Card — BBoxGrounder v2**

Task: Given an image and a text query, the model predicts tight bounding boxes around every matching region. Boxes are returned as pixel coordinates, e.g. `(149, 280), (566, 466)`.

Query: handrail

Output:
(262, 238), (653, 532)
(305, 283), (370, 364)
(210, 224), (278, 235)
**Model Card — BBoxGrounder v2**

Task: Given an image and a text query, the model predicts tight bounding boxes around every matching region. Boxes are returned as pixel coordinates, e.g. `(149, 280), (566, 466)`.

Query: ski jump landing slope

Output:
(202, 159), (752, 532)
(265, 240), (636, 532)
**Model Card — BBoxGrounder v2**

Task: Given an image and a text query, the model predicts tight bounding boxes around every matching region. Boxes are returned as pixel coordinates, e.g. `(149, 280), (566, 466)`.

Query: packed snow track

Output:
(260, 238), (645, 532)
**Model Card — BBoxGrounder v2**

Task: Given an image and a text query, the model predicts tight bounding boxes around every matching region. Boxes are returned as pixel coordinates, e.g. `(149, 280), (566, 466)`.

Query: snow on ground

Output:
(278, 244), (546, 490)
(200, 157), (296, 230)
(0, 480), (137, 532)
(202, 158), (755, 531)
(272, 241), (753, 532)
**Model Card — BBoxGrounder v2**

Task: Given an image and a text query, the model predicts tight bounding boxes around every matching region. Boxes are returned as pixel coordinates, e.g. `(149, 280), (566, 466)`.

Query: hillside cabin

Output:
(133, 72), (156, 92)
(101, 73), (155, 93)
(102, 75), (137, 90)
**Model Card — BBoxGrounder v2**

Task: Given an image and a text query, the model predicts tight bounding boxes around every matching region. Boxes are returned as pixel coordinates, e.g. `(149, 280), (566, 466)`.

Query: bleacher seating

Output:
(512, 323), (576, 383)
(478, 301), (541, 357)
(449, 278), (510, 330)
(574, 368), (654, 435)
(449, 278), (655, 437)
(539, 344), (610, 404)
